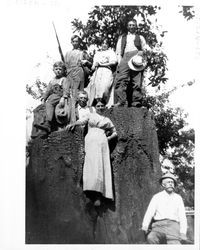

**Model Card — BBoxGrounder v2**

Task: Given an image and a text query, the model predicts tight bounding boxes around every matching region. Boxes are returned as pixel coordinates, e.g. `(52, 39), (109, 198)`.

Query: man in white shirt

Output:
(142, 172), (188, 244)
(114, 18), (148, 108)
(76, 90), (95, 121)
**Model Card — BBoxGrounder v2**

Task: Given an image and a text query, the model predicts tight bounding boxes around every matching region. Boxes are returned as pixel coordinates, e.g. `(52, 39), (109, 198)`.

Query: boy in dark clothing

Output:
(34, 61), (69, 133)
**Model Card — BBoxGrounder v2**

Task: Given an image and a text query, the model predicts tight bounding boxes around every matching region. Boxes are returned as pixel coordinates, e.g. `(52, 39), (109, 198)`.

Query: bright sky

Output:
(0, 1), (199, 250)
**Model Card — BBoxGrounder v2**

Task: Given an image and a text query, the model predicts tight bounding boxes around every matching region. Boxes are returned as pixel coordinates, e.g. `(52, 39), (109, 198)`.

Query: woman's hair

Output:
(71, 34), (82, 43)
(93, 97), (107, 107)
(101, 37), (110, 47)
(53, 61), (66, 70)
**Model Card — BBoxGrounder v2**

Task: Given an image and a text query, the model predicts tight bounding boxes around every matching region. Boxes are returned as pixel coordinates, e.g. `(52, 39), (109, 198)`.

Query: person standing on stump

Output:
(142, 172), (188, 244)
(114, 18), (149, 107)
(64, 35), (92, 123)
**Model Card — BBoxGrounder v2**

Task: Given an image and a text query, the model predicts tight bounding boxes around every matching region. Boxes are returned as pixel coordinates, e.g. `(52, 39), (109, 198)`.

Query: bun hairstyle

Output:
(53, 61), (66, 70)
(71, 34), (82, 43)
(93, 97), (107, 107)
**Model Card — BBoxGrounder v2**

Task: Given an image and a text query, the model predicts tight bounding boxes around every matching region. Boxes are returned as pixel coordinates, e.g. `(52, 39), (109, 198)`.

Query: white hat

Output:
(159, 172), (177, 186)
(128, 54), (147, 71)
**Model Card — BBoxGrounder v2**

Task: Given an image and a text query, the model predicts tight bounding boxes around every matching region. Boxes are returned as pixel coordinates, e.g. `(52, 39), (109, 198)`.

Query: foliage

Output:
(145, 85), (194, 207)
(179, 6), (195, 20)
(26, 79), (47, 100)
(71, 5), (168, 87)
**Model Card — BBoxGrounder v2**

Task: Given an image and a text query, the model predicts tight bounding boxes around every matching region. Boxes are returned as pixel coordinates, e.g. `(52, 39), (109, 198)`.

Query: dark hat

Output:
(159, 172), (177, 185)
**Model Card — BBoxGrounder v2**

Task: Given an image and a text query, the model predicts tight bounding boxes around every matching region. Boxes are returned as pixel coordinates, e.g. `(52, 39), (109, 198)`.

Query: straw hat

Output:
(128, 54), (147, 71)
(159, 172), (177, 186)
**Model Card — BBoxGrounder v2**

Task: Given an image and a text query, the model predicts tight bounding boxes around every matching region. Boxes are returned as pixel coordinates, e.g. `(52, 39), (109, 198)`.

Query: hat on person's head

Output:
(159, 172), (177, 186)
(128, 54), (147, 71)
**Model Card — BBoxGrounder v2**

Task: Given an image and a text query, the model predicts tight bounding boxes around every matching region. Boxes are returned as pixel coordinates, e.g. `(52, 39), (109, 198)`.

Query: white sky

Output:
(0, 1), (199, 250)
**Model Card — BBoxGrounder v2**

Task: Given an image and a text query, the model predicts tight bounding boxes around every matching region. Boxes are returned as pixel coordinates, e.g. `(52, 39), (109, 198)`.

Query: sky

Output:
(0, 1), (199, 250)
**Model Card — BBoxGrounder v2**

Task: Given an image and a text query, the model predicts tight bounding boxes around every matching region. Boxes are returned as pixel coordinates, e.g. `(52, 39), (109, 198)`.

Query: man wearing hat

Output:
(114, 18), (149, 107)
(142, 172), (188, 244)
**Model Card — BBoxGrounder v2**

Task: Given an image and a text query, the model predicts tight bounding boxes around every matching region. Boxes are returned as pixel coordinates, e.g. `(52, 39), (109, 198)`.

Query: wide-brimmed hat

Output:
(128, 54), (147, 71)
(159, 172), (177, 186)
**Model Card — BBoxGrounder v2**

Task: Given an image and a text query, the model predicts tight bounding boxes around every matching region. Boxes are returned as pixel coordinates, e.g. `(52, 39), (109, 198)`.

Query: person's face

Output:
(162, 178), (175, 193)
(71, 37), (80, 49)
(95, 101), (105, 114)
(101, 40), (109, 51)
(127, 20), (137, 34)
(78, 94), (88, 107)
(53, 66), (64, 78)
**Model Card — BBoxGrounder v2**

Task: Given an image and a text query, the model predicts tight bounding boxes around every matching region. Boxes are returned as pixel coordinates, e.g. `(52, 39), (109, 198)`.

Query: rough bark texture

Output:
(26, 107), (162, 244)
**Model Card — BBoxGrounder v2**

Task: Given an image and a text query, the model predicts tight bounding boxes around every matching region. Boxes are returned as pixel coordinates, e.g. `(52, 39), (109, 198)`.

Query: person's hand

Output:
(94, 62), (99, 67)
(59, 97), (65, 107)
(180, 233), (187, 242)
(41, 98), (45, 104)
(65, 124), (75, 132)
(141, 226), (149, 235)
(81, 59), (88, 66)
(137, 50), (144, 56)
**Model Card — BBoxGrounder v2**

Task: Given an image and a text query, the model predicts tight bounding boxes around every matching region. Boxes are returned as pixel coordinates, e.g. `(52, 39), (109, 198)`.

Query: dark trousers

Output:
(46, 94), (62, 122)
(114, 51), (143, 106)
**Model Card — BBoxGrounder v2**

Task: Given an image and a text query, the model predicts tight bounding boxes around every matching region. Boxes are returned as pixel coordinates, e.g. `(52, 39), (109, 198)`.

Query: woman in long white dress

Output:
(86, 39), (117, 107)
(66, 98), (117, 206)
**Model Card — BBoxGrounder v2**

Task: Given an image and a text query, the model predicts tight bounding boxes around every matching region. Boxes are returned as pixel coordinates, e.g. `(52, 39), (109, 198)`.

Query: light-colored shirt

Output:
(116, 32), (148, 63)
(77, 105), (95, 120)
(142, 190), (187, 234)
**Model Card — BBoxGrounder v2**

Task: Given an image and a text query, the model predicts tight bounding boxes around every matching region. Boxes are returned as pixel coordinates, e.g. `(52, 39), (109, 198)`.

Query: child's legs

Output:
(46, 94), (61, 121)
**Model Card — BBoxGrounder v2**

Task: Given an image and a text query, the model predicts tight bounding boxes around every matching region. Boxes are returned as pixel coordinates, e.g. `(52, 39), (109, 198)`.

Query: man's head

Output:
(71, 35), (82, 49)
(127, 19), (137, 34)
(78, 90), (88, 107)
(159, 172), (177, 194)
(53, 61), (66, 78)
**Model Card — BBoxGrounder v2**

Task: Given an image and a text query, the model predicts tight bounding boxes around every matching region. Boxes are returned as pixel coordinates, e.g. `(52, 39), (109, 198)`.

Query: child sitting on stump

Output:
(34, 61), (69, 135)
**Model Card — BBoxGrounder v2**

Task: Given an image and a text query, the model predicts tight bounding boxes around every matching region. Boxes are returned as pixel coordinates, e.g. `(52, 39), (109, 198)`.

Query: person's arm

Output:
(66, 113), (89, 131)
(178, 197), (188, 239)
(81, 51), (92, 67)
(115, 36), (122, 64)
(140, 35), (151, 52)
(142, 196), (156, 233)
(107, 128), (117, 141)
(41, 82), (52, 102)
(62, 77), (70, 99)
(99, 50), (118, 68)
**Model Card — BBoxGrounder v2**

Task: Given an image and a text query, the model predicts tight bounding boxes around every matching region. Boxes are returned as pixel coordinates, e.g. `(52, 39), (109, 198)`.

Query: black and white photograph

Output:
(0, 0), (199, 249)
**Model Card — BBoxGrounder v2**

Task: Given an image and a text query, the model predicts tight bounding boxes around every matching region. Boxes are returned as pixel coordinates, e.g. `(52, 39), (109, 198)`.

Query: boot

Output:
(34, 120), (51, 133)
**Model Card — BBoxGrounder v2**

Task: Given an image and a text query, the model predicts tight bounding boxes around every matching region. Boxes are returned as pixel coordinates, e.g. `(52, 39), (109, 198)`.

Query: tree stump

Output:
(26, 107), (162, 244)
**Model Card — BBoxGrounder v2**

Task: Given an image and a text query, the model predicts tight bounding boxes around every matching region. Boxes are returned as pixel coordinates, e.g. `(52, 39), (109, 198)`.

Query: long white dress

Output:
(86, 49), (117, 107)
(79, 112), (115, 200)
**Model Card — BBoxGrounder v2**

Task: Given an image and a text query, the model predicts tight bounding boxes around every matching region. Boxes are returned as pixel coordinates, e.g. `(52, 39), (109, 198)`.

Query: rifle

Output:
(52, 22), (65, 63)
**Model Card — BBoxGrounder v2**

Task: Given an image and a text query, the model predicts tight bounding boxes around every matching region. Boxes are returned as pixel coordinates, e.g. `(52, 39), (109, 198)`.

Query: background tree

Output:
(144, 82), (195, 207)
(71, 5), (168, 87)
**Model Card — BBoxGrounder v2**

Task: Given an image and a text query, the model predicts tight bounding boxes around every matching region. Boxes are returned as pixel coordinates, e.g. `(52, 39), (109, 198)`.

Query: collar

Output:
(127, 32), (136, 36)
(78, 104), (87, 110)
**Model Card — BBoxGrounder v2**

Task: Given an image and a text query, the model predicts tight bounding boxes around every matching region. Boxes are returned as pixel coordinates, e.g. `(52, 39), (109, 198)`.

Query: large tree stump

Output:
(26, 107), (162, 244)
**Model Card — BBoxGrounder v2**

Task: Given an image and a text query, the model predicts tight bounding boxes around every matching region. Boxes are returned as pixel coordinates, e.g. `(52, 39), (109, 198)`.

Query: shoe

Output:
(31, 130), (48, 139)
(132, 102), (142, 107)
(111, 103), (122, 108)
(94, 198), (101, 207)
(34, 121), (51, 132)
